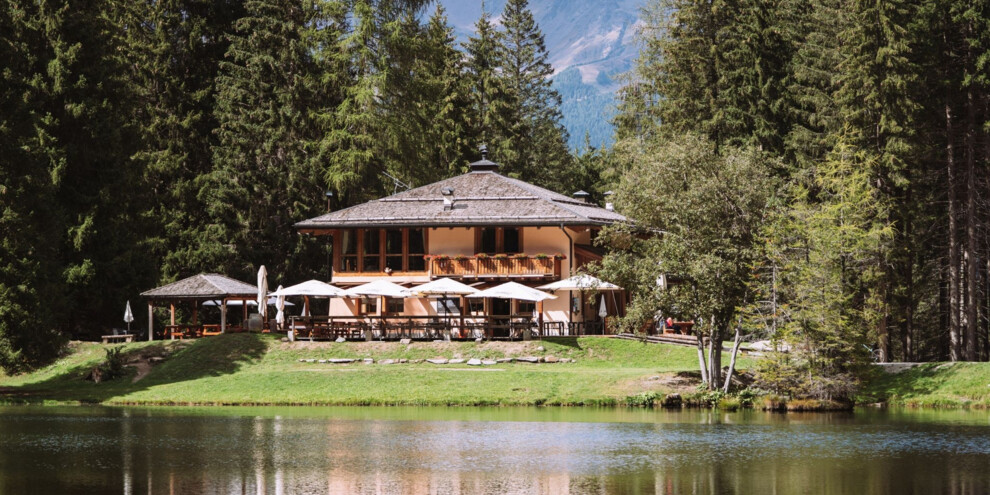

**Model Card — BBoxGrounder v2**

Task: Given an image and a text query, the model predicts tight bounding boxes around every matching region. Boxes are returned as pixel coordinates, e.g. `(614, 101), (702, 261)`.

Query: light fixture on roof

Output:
(441, 187), (455, 210)
(604, 191), (614, 211)
(572, 190), (591, 203)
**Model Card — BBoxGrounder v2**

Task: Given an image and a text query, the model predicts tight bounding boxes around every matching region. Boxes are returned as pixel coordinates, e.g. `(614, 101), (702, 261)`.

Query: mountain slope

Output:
(438, 0), (642, 149)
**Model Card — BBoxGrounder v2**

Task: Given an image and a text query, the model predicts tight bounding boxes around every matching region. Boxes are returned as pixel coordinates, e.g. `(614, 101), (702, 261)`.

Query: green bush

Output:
(717, 396), (741, 411)
(625, 391), (665, 407)
(98, 347), (127, 381)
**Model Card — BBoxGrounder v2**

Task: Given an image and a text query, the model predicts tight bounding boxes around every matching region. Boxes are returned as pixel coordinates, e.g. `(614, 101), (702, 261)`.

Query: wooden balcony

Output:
(428, 255), (563, 280)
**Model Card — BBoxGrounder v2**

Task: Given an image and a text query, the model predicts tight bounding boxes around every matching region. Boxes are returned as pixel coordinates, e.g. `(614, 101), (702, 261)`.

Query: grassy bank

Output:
(858, 362), (990, 408)
(0, 334), (747, 407)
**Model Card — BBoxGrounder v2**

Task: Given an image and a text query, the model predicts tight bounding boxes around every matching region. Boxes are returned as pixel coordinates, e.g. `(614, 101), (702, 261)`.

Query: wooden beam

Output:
(221, 299), (227, 333)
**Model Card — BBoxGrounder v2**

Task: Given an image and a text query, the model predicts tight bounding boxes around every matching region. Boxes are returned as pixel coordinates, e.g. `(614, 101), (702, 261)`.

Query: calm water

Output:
(0, 406), (988, 494)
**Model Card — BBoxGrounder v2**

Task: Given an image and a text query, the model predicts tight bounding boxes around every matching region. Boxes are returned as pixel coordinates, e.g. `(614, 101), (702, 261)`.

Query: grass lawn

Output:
(858, 362), (990, 408)
(0, 334), (749, 406)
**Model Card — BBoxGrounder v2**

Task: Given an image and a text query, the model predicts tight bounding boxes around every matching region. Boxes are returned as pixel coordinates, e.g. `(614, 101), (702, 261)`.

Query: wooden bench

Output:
(101, 334), (134, 344)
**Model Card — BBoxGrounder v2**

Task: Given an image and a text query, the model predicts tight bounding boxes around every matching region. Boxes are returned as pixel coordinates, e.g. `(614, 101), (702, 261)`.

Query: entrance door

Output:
(491, 298), (511, 338)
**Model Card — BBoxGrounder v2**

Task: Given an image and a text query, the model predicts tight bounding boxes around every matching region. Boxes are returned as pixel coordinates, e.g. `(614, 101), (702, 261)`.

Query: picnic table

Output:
(101, 334), (134, 344)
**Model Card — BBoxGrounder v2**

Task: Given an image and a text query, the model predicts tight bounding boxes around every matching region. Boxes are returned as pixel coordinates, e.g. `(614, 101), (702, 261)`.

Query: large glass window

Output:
(504, 228), (521, 253)
(480, 228), (497, 254)
(340, 230), (358, 272)
(338, 228), (428, 273)
(363, 229), (380, 272)
(407, 229), (426, 271)
(385, 229), (404, 271)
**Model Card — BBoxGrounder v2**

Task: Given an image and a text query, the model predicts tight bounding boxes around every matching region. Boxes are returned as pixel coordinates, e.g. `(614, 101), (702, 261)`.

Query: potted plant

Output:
(475, 252), (489, 259)
(534, 253), (551, 260)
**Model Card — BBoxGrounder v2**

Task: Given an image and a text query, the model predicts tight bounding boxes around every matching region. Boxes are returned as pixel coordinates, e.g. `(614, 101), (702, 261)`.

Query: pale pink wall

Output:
(428, 227), (475, 256)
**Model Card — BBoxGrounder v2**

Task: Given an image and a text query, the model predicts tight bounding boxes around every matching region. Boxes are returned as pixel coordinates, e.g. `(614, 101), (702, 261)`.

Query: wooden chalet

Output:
(294, 154), (629, 337)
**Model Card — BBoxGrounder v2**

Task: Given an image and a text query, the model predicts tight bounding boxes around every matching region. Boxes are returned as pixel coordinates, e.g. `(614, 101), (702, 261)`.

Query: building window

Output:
(386, 298), (404, 315)
(363, 229), (381, 272)
(407, 228), (426, 271)
(468, 299), (485, 316)
(359, 298), (376, 315)
(341, 230), (358, 272)
(337, 228), (428, 273)
(479, 227), (497, 254)
(504, 227), (521, 253)
(435, 298), (460, 315)
(385, 229), (403, 271)
(475, 227), (523, 254)
(517, 301), (536, 316)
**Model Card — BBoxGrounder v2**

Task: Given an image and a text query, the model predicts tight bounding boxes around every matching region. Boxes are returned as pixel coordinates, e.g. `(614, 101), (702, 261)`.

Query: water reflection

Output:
(0, 406), (988, 494)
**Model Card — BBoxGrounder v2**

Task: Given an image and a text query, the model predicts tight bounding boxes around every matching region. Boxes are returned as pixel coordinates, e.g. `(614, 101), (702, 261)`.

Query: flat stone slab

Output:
(481, 360), (497, 366)
(516, 356), (540, 363)
(496, 358), (514, 363)
(317, 359), (328, 364)
(380, 359), (395, 365)
(448, 358), (465, 364)
(398, 358), (408, 363)
(335, 337), (346, 343)
(544, 356), (560, 363)
(328, 358), (354, 364)
(399, 338), (412, 345)
(466, 358), (482, 366)
(426, 358), (448, 365)
(362, 358), (374, 364)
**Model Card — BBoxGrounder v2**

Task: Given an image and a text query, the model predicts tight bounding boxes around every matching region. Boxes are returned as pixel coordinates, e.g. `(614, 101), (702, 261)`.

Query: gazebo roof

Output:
(141, 273), (258, 300)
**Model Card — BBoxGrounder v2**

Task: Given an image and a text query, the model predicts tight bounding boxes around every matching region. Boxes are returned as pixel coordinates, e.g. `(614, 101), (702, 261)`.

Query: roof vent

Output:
(469, 144), (500, 172)
(604, 190), (614, 211)
(572, 190), (591, 203)
(441, 187), (455, 211)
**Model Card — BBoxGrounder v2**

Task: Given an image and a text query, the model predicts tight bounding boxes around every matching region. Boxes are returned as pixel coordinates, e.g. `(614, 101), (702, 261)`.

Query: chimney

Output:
(572, 190), (591, 203)
(604, 191), (614, 211)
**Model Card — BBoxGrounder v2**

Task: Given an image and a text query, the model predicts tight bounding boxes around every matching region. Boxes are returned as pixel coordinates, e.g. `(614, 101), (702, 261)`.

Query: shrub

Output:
(98, 347), (127, 381)
(717, 396), (742, 411)
(625, 391), (665, 407)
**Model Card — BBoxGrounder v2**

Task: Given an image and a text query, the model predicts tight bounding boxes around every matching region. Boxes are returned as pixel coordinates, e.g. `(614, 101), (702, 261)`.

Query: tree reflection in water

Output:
(0, 406), (988, 494)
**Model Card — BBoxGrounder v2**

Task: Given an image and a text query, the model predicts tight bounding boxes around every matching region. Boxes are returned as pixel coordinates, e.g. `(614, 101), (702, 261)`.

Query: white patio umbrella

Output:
(202, 298), (293, 307)
(539, 274), (621, 328)
(408, 278), (479, 331)
(123, 300), (134, 333)
(537, 274), (621, 291)
(257, 265), (268, 320)
(467, 282), (556, 302)
(272, 279), (347, 317)
(343, 280), (410, 298)
(275, 285), (286, 329)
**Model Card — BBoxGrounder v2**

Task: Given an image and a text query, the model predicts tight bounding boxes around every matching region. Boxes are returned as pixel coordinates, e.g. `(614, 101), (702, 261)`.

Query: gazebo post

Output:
(147, 301), (154, 341)
(169, 303), (176, 326)
(221, 299), (227, 333)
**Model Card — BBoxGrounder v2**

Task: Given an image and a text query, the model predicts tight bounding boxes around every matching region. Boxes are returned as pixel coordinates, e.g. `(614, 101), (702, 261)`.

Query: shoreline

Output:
(1, 334), (987, 411)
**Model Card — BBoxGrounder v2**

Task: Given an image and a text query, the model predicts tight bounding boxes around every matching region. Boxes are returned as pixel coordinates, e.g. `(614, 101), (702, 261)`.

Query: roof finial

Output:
(469, 144), (499, 172)
(480, 143), (488, 161)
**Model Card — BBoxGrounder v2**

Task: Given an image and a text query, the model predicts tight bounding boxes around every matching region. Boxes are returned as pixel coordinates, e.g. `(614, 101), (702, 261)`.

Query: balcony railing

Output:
(428, 255), (563, 280)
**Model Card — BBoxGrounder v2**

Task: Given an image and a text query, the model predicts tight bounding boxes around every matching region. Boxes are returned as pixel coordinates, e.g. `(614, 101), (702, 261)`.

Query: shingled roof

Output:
(296, 167), (627, 230)
(141, 273), (258, 300)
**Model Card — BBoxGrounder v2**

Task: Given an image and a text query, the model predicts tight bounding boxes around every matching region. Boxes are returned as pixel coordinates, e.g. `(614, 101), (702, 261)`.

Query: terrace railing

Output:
(428, 255), (562, 280)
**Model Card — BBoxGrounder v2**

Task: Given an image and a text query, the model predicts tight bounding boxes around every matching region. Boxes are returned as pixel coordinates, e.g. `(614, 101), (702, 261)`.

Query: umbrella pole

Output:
(147, 302), (154, 342)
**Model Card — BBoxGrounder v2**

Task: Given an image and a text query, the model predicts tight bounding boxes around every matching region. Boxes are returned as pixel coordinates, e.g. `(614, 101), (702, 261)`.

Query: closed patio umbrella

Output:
(123, 301), (134, 333)
(257, 265), (268, 320)
(275, 285), (286, 330)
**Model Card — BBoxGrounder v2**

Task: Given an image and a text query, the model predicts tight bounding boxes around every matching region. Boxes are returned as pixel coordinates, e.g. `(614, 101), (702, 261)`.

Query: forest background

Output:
(1, 0), (989, 400)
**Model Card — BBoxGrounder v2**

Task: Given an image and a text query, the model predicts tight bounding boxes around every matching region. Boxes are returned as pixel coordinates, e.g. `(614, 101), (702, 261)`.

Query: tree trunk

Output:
(965, 86), (978, 361)
(723, 324), (742, 393)
(946, 98), (962, 361)
(697, 333), (709, 385)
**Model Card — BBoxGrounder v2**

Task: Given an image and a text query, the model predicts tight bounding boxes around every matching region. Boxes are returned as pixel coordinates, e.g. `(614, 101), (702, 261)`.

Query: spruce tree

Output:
(205, 0), (323, 281)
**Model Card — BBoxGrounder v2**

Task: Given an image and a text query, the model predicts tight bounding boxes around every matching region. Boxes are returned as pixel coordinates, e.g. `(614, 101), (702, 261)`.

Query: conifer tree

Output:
(205, 0), (324, 280)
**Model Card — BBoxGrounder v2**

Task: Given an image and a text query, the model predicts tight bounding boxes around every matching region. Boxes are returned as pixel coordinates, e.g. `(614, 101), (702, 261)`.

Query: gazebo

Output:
(141, 273), (258, 340)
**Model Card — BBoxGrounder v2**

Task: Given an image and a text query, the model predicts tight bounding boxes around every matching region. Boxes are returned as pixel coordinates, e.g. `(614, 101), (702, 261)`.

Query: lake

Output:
(0, 406), (988, 494)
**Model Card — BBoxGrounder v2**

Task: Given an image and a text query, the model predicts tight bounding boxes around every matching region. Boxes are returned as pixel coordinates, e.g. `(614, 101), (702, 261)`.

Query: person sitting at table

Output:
(665, 317), (681, 333)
